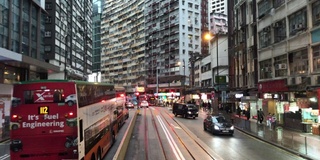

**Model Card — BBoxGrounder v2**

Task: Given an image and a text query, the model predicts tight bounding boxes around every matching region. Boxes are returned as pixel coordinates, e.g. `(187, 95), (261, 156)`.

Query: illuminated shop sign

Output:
(135, 87), (145, 92)
(235, 94), (243, 98)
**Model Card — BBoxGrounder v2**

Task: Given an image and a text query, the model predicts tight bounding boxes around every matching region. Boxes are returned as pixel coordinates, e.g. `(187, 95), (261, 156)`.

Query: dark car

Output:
(172, 103), (199, 119)
(203, 114), (234, 135)
(125, 102), (135, 109)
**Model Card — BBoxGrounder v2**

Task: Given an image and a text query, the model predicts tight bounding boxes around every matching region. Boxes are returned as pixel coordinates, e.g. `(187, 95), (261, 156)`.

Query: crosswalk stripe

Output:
(0, 154), (10, 160)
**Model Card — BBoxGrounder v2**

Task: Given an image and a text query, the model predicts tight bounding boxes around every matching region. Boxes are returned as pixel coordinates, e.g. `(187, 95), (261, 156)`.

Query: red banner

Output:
(258, 79), (288, 93)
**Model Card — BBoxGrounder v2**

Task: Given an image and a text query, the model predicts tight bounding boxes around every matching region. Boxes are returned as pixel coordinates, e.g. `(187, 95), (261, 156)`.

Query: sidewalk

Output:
(0, 128), (9, 143)
(221, 112), (320, 160)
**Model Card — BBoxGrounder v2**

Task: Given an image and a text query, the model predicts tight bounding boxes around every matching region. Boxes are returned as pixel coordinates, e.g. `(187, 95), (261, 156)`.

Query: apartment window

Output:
(289, 49), (308, 75)
(45, 16), (52, 23)
(274, 55), (287, 77)
(258, 0), (271, 19)
(259, 59), (272, 79)
(259, 27), (271, 48)
(201, 63), (211, 73)
(45, 3), (52, 10)
(44, 45), (51, 52)
(273, 19), (286, 43)
(312, 45), (320, 72)
(273, 0), (284, 9)
(188, 3), (192, 8)
(289, 8), (307, 36)
(45, 31), (51, 37)
(312, 1), (320, 26)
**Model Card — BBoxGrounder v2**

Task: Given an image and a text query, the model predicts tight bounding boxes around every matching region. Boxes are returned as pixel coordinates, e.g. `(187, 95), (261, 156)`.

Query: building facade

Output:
(256, 0), (320, 131)
(92, 0), (103, 74)
(0, 0), (60, 84)
(101, 0), (146, 93)
(45, 0), (93, 80)
(229, 0), (320, 132)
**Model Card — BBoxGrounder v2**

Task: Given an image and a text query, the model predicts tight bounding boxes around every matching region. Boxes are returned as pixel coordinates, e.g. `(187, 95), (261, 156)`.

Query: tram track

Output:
(148, 108), (167, 160)
(125, 106), (223, 160)
(151, 107), (223, 160)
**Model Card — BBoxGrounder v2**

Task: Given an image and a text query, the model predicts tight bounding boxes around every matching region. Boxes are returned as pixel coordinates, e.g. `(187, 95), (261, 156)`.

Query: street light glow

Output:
(204, 32), (214, 41)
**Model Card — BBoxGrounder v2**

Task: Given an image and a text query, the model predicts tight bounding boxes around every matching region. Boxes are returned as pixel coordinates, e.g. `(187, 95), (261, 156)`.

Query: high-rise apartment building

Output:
(209, 0), (227, 14)
(44, 0), (93, 80)
(101, 0), (207, 96)
(144, 0), (206, 96)
(0, 0), (60, 84)
(101, 0), (146, 92)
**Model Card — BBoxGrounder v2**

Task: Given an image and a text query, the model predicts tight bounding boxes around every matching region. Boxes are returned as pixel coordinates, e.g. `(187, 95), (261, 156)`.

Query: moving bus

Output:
(146, 94), (156, 106)
(10, 80), (126, 160)
(114, 86), (128, 133)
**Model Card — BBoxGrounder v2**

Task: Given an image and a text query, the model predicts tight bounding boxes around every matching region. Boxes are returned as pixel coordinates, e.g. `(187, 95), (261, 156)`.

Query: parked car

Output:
(65, 94), (76, 106)
(203, 114), (234, 135)
(140, 100), (149, 108)
(172, 103), (199, 119)
(125, 102), (135, 109)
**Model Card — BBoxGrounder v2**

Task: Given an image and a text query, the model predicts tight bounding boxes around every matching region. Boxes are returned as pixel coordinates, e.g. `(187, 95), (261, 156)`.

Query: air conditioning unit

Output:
(292, 24), (304, 30)
(276, 64), (287, 70)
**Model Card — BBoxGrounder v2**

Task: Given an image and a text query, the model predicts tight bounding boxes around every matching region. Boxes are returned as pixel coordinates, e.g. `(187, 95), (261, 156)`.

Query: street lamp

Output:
(204, 31), (220, 112)
(178, 60), (186, 102)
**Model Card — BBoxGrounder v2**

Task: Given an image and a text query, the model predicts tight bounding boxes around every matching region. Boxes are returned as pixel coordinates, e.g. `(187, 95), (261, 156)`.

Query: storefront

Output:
(241, 96), (258, 119)
(258, 79), (289, 125)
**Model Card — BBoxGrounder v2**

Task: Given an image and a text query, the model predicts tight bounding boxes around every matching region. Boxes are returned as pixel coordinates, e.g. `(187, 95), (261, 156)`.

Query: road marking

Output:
(157, 115), (185, 160)
(170, 123), (182, 129)
(0, 154), (10, 160)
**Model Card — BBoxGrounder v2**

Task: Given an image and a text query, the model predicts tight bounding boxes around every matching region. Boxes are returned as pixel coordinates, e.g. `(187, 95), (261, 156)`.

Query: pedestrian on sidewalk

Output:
(258, 108), (264, 124)
(208, 102), (212, 114)
(245, 109), (250, 120)
(266, 113), (272, 127)
(237, 106), (241, 118)
(271, 114), (277, 129)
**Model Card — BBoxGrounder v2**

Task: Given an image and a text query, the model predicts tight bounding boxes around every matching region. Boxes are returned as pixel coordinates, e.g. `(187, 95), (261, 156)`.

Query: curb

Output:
(113, 110), (138, 160)
(0, 138), (9, 143)
(234, 126), (313, 160)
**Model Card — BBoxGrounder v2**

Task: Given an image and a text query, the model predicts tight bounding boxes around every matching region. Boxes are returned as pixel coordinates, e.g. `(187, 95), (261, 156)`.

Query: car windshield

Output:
(213, 116), (227, 123)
